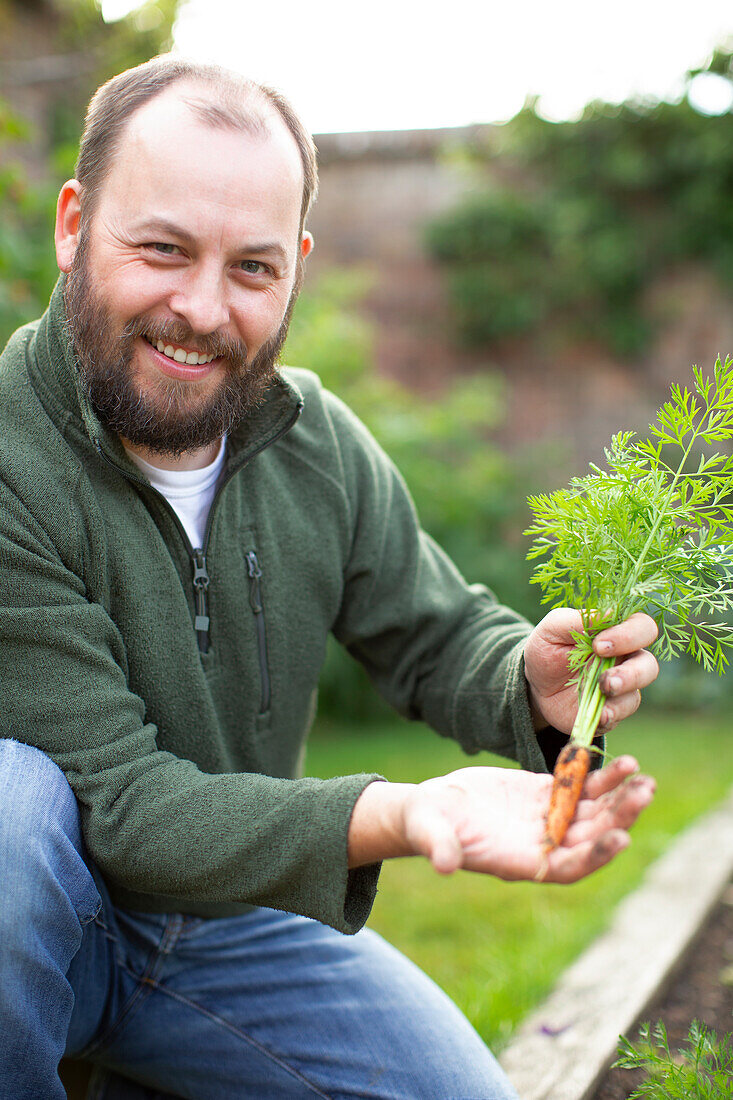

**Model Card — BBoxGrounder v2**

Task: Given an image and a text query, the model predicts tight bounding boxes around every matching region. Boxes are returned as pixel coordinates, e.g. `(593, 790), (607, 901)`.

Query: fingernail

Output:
(596, 640), (613, 655)
(606, 675), (622, 694)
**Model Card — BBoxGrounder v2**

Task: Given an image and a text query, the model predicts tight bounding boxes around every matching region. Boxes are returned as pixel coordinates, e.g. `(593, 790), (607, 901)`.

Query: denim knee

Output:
(0, 738), (100, 928)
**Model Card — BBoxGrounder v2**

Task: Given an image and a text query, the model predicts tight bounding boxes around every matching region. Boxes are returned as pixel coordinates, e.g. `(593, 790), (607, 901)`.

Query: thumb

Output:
(407, 801), (463, 875)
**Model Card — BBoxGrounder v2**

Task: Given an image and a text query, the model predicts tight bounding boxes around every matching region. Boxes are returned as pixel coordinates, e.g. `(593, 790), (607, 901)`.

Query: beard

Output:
(63, 232), (301, 458)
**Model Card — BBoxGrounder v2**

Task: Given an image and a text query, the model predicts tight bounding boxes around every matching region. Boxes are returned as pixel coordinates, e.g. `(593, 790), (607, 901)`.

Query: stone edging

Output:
(498, 786), (733, 1100)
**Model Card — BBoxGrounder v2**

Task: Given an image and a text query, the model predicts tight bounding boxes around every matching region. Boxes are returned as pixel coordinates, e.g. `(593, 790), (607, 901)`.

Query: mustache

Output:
(122, 316), (249, 366)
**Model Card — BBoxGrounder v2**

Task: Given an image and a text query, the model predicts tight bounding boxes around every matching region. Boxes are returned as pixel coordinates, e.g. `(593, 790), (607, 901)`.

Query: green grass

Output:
(305, 709), (733, 1051)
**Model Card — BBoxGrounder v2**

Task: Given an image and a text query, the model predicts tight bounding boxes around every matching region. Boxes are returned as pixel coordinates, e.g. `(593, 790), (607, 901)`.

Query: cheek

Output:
(98, 262), (177, 317)
(233, 290), (291, 344)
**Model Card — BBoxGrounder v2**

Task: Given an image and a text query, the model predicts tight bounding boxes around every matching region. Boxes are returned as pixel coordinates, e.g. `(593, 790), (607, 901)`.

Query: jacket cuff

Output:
(332, 776), (385, 935)
(342, 863), (382, 934)
(517, 651), (605, 773)
(452, 638), (551, 772)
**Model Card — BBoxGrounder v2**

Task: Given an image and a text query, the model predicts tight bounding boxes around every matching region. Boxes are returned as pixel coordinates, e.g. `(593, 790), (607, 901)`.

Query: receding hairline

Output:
(138, 77), (281, 138)
(96, 81), (303, 198)
(74, 58), (318, 230)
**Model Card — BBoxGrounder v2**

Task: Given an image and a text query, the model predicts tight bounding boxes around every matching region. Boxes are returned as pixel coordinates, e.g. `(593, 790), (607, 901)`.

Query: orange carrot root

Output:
(541, 742), (592, 856)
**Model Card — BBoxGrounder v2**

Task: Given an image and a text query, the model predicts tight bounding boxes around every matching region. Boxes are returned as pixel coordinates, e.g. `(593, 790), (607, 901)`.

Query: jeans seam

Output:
(136, 976), (334, 1099)
(74, 918), (183, 1060)
(79, 894), (104, 928)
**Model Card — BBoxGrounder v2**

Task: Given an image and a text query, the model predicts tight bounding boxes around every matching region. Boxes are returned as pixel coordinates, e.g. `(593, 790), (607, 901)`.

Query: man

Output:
(0, 57), (657, 1098)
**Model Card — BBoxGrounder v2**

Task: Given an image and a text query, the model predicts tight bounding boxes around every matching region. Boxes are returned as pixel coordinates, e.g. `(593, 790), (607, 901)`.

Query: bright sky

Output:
(103, 0), (733, 133)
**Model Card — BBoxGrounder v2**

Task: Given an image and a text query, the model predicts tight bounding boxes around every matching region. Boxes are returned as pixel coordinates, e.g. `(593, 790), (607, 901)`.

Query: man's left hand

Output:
(524, 609), (659, 734)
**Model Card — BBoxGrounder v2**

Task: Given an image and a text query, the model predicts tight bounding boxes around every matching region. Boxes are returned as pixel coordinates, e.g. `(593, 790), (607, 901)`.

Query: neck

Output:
(120, 437), (223, 471)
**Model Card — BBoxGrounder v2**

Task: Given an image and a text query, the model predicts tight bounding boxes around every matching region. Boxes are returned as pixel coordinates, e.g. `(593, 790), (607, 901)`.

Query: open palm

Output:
(402, 755), (654, 883)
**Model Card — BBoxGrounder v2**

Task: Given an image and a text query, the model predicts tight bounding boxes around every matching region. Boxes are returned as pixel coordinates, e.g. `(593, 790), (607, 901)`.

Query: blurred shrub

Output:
(0, 0), (180, 347)
(284, 271), (541, 721)
(645, 654), (733, 712)
(0, 105), (61, 344)
(426, 47), (733, 358)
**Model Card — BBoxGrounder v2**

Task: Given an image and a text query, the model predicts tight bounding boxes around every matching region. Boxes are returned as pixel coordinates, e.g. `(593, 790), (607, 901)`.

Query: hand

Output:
(401, 756), (654, 883)
(523, 608), (659, 734)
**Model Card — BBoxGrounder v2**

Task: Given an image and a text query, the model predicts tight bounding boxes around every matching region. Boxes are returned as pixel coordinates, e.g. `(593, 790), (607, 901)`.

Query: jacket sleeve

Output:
(325, 390), (551, 774)
(0, 483), (381, 934)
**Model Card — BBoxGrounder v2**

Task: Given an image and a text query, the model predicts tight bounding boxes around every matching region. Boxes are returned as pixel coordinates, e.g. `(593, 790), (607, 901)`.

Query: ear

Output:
(300, 230), (314, 260)
(55, 180), (83, 273)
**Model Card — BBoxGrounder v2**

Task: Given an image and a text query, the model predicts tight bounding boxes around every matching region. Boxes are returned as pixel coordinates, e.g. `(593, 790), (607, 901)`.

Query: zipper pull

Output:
(246, 550), (263, 612)
(192, 549), (210, 653)
(245, 549), (271, 713)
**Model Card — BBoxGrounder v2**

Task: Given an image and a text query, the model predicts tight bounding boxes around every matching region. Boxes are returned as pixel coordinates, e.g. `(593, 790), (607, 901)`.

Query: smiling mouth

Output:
(143, 335), (216, 366)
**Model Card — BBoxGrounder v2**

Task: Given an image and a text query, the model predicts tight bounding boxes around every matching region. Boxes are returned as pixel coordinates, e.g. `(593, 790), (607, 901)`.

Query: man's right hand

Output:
(348, 757), (654, 884)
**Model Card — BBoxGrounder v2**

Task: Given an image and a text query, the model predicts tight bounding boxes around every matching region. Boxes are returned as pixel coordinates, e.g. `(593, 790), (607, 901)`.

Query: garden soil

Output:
(591, 882), (733, 1099)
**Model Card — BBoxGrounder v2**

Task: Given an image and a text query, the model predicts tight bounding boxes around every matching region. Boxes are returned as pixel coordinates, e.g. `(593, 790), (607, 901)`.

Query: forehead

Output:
(94, 85), (304, 239)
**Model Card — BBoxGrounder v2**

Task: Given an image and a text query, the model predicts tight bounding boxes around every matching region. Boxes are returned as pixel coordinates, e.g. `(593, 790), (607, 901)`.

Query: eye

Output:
(238, 260), (269, 275)
(148, 242), (181, 255)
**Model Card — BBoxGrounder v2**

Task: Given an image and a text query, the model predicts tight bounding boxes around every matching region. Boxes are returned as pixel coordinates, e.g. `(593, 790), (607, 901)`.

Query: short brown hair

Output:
(75, 56), (318, 231)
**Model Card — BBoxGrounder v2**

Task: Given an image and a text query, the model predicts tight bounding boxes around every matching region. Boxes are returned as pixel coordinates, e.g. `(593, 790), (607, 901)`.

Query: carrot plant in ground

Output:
(526, 354), (733, 849)
(613, 1020), (733, 1098)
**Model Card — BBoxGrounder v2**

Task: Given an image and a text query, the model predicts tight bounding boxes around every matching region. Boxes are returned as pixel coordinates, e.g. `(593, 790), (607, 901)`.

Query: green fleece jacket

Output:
(0, 280), (548, 934)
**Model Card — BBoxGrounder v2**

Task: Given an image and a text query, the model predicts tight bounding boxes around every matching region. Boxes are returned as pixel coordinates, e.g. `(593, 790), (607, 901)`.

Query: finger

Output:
(535, 607), (584, 644)
(593, 612), (658, 658)
(598, 689), (641, 731)
(599, 648), (659, 697)
(566, 774), (656, 840)
(545, 829), (630, 883)
(581, 754), (640, 799)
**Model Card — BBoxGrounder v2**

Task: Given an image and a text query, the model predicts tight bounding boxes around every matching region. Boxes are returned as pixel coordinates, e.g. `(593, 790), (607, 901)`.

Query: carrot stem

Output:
(570, 654), (616, 748)
(539, 652), (617, 865)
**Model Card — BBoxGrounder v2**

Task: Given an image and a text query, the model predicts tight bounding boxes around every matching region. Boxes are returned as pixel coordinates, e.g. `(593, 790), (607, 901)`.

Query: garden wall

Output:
(308, 128), (733, 475)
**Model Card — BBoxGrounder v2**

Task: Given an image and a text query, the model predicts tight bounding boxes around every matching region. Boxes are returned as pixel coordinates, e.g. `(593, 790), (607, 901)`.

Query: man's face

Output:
(62, 87), (309, 457)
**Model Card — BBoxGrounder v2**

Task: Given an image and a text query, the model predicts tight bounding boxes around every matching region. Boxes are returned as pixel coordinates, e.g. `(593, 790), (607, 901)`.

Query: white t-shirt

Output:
(125, 438), (227, 550)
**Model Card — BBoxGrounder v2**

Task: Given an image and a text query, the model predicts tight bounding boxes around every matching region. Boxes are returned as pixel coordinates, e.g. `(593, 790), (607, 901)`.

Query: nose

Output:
(168, 266), (230, 335)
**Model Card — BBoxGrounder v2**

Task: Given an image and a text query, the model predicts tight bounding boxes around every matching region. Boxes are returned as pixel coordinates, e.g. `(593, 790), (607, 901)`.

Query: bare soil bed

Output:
(591, 883), (733, 1099)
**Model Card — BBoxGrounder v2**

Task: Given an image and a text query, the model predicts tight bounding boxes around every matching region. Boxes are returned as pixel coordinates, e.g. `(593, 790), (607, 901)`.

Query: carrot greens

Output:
(613, 1019), (733, 1098)
(526, 355), (733, 753)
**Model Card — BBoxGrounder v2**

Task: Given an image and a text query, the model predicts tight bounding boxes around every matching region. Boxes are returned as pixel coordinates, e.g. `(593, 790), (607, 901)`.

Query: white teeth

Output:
(149, 337), (214, 365)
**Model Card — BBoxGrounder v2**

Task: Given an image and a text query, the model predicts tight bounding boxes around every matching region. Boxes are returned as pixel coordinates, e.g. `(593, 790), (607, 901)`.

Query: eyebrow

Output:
(131, 219), (290, 264)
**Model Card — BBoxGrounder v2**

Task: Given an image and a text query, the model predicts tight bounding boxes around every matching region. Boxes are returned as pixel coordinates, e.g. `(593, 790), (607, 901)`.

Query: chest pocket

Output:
(243, 543), (271, 718)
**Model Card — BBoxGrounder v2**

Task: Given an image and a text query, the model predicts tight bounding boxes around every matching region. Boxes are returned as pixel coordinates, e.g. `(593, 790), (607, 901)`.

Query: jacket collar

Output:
(28, 276), (303, 477)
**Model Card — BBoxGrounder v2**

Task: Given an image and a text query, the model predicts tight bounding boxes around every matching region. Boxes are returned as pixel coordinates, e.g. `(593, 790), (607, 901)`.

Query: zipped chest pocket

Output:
(245, 548), (271, 715)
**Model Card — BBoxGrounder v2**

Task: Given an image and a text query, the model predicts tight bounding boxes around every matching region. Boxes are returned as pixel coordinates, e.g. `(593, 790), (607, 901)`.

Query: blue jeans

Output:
(0, 739), (519, 1099)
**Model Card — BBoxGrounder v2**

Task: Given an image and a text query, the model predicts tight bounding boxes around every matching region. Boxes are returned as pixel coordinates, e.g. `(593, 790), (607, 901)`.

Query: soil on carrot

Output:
(591, 882), (733, 1100)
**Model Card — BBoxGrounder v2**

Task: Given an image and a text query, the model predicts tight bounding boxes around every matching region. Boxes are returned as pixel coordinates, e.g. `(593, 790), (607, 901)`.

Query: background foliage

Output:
(0, 0), (178, 341)
(283, 272), (537, 720)
(0, 102), (60, 341)
(426, 47), (733, 358)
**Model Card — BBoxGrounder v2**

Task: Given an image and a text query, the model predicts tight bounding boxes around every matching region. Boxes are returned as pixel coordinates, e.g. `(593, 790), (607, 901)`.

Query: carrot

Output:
(526, 360), (733, 879)
(541, 741), (591, 855)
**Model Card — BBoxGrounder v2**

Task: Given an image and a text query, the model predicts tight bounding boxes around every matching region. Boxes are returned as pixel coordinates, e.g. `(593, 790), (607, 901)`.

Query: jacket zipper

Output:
(92, 397), (302, 657)
(192, 549), (211, 654)
(96, 444), (215, 653)
(245, 550), (270, 713)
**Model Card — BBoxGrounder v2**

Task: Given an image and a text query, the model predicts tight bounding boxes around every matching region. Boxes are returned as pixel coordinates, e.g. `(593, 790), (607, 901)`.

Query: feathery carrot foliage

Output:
(526, 355), (733, 747)
(613, 1019), (733, 1098)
